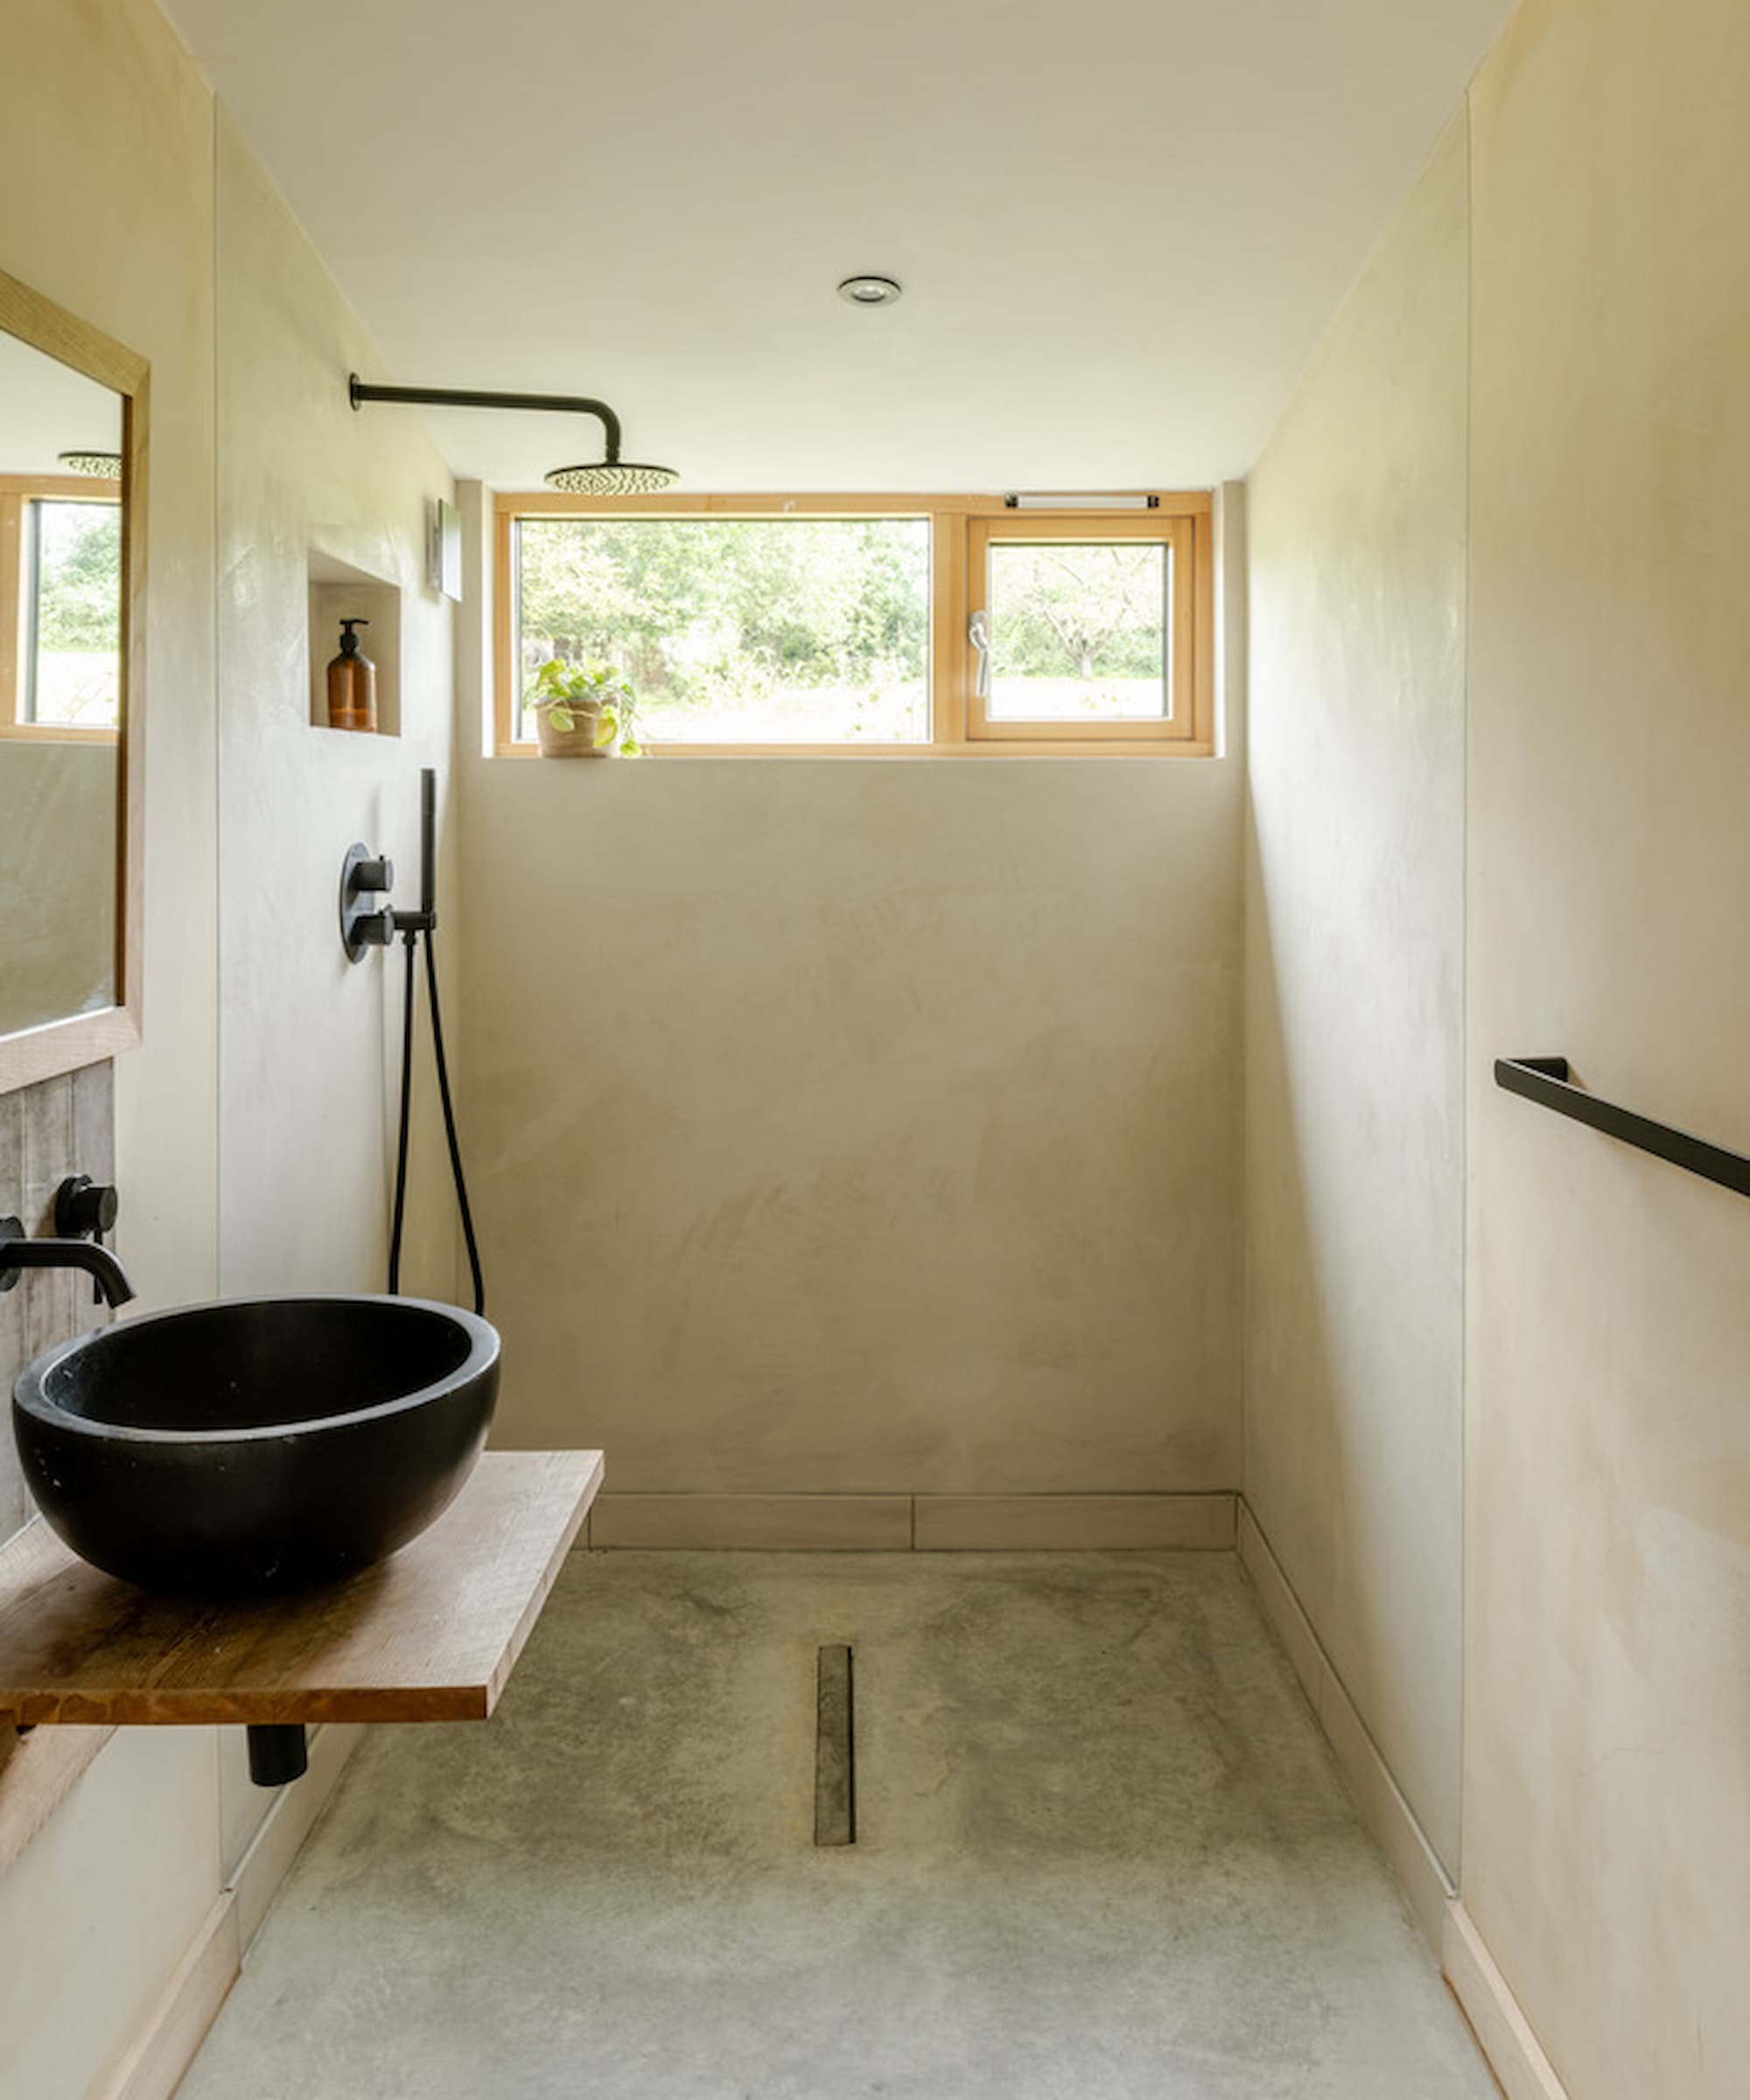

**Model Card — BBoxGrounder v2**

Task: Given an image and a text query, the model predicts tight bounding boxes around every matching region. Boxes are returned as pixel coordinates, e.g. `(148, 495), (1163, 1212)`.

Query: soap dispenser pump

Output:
(327, 617), (377, 732)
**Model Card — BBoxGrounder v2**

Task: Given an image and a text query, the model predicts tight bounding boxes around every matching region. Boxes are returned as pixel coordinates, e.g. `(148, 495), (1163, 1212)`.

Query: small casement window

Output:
(0, 476), (122, 745)
(493, 494), (1213, 755)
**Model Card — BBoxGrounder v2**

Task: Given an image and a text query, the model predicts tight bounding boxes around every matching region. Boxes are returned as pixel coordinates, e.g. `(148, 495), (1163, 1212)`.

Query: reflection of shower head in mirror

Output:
(57, 450), (122, 477)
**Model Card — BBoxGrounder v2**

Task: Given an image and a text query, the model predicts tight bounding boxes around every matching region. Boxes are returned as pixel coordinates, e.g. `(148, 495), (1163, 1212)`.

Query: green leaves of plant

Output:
(527, 652), (642, 752)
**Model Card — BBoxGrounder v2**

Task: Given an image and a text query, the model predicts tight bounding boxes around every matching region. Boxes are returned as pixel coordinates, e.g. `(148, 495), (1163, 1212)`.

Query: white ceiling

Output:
(164, 0), (1507, 493)
(0, 332), (122, 476)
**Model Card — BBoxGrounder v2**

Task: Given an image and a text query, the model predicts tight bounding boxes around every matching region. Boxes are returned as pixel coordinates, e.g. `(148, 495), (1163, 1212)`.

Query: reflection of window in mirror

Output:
(1, 476), (122, 744)
(0, 285), (132, 1064)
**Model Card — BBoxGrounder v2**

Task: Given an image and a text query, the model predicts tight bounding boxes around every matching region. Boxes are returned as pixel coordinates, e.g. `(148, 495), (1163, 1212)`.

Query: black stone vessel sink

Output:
(13, 1295), (499, 1596)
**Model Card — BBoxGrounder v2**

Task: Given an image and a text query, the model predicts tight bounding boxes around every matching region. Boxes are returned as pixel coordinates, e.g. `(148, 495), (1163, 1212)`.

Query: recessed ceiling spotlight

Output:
(837, 275), (902, 308)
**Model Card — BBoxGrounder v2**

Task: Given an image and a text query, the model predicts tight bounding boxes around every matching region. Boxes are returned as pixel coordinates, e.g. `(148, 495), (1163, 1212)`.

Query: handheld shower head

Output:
(544, 459), (679, 495)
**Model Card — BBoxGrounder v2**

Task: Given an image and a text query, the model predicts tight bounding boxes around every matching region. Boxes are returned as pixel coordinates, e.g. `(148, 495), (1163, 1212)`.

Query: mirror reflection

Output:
(0, 327), (122, 1038)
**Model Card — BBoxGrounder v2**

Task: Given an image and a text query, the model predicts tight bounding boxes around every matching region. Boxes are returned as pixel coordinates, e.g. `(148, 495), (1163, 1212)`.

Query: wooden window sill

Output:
(493, 741), (1215, 760)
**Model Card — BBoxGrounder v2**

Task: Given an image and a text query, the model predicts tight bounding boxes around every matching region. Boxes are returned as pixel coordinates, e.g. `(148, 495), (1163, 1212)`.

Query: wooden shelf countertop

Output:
(0, 1449), (603, 1729)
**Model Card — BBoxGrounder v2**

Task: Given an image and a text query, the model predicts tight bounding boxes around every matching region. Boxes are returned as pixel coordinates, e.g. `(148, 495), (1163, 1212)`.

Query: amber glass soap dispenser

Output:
(326, 617), (377, 732)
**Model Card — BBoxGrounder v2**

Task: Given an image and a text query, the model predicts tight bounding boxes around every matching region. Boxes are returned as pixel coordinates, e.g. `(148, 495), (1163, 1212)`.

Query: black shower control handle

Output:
(54, 1176), (119, 1240)
(340, 842), (398, 962)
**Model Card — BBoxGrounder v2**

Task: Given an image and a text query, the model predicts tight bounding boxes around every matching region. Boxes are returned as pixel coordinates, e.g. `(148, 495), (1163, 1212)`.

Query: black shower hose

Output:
(388, 925), (486, 1317)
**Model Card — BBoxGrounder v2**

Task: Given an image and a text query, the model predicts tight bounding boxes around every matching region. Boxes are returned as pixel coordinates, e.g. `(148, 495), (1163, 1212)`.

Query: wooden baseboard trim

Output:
(1444, 1900), (1572, 2100)
(1237, 1502), (1453, 1951)
(229, 1721), (362, 1946)
(587, 1491), (1238, 1552)
(83, 1719), (361, 2100)
(88, 1883), (240, 2100)
(914, 1493), (1236, 1550)
(589, 1494), (913, 1550)
(0, 1718), (113, 1879)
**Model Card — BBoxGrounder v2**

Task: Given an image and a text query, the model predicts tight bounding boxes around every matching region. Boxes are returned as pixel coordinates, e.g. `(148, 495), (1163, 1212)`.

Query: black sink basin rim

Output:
(14, 1294), (500, 1596)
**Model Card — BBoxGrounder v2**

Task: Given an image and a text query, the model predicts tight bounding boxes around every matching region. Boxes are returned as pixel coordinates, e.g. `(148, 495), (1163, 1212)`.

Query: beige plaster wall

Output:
(210, 107), (460, 1874)
(0, 13), (464, 2096)
(1463, 0), (1750, 2090)
(459, 752), (1243, 1495)
(1243, 116), (1469, 1875)
(214, 108), (458, 1306)
(0, 0), (221, 2090)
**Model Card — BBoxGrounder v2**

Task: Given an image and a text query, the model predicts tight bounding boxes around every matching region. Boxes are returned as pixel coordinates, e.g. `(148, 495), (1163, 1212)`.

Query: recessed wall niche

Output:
(307, 550), (402, 735)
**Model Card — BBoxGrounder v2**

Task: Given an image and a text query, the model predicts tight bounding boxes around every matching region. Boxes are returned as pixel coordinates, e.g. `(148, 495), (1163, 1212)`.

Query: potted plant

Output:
(527, 656), (643, 759)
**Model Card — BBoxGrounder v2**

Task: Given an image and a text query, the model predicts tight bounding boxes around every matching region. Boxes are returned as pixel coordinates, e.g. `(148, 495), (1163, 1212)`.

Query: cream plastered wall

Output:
(214, 107), (458, 1309)
(211, 106), (459, 1870)
(1243, 116), (1469, 1875)
(1463, 0), (1750, 2090)
(459, 750), (1242, 1495)
(0, 11), (466, 2094)
(0, 0), (221, 2092)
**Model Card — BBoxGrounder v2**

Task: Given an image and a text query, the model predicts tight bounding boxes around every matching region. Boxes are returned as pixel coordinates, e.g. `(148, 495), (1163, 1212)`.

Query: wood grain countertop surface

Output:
(0, 1449), (604, 1727)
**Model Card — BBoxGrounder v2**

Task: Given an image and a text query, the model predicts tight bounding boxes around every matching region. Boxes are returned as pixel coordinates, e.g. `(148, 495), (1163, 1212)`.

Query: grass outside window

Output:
(494, 493), (1213, 757)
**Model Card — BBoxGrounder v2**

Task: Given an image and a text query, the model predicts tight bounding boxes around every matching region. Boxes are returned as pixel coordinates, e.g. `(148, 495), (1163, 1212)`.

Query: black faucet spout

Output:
(0, 1221), (136, 1307)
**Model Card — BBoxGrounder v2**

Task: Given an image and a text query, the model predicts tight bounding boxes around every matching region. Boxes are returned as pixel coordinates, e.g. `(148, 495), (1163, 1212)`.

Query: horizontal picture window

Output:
(513, 515), (931, 746)
(494, 494), (1212, 756)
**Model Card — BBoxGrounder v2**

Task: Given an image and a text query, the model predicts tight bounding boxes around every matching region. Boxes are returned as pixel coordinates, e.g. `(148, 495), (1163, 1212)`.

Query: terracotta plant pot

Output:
(531, 697), (610, 759)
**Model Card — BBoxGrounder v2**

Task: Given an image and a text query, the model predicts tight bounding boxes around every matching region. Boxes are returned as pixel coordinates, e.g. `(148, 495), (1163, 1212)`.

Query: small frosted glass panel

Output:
(27, 500), (122, 729)
(514, 516), (930, 743)
(985, 540), (1170, 722)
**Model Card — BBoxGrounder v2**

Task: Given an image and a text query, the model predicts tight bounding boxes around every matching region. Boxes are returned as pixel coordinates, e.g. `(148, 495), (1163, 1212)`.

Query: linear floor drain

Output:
(814, 1643), (855, 1846)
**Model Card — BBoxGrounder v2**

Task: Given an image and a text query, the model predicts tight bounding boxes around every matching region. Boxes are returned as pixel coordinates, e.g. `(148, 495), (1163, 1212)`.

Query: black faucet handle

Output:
(55, 1176), (120, 1241)
(0, 1216), (19, 1294)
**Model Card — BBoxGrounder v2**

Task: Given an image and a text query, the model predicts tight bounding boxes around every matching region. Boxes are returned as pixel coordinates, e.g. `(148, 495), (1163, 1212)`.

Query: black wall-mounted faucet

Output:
(0, 1217), (136, 1308)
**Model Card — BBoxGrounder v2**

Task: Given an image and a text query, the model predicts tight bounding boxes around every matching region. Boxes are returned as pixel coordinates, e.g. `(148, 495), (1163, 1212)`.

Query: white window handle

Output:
(968, 609), (990, 700)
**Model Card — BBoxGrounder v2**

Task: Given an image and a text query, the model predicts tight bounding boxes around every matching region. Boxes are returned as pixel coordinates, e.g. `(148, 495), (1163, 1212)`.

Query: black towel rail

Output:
(1494, 1056), (1750, 1200)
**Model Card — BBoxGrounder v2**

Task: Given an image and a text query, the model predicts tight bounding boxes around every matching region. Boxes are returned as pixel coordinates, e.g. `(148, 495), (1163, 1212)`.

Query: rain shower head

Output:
(347, 375), (676, 492)
(544, 459), (677, 495)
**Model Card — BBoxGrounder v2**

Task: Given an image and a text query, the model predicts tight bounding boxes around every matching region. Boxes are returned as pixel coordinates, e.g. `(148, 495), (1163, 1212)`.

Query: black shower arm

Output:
(347, 375), (622, 463)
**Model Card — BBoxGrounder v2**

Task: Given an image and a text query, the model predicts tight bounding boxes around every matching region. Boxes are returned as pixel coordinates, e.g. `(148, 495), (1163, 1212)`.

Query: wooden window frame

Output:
(492, 491), (1214, 758)
(0, 472), (124, 747)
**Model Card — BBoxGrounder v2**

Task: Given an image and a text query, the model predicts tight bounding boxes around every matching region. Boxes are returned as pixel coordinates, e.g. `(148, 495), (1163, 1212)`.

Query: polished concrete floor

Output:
(179, 1552), (1493, 2099)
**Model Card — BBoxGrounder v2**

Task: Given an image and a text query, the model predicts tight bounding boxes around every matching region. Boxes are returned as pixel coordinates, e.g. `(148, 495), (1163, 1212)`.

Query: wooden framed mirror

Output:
(0, 268), (146, 1092)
